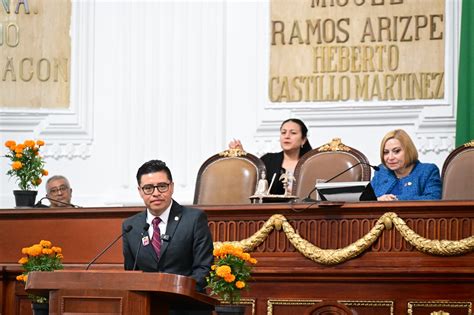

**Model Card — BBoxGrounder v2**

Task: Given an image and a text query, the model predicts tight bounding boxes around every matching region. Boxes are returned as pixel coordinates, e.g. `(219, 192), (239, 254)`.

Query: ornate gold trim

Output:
(219, 298), (256, 315)
(214, 214), (285, 252)
(214, 212), (474, 265)
(267, 299), (321, 315)
(407, 301), (472, 315)
(464, 140), (474, 148)
(317, 138), (351, 152)
(266, 299), (394, 315)
(390, 214), (474, 256)
(340, 300), (394, 315)
(218, 148), (247, 157)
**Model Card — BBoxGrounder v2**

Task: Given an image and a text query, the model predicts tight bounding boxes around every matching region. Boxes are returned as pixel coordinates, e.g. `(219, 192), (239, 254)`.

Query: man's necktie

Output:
(152, 217), (162, 258)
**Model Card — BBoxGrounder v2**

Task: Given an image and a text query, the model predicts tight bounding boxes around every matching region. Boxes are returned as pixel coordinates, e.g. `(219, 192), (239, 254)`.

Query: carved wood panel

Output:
(209, 216), (474, 253)
(407, 301), (472, 315)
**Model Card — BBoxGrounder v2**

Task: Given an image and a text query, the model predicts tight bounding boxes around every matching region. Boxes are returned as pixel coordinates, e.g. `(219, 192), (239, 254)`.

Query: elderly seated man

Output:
(45, 175), (73, 207)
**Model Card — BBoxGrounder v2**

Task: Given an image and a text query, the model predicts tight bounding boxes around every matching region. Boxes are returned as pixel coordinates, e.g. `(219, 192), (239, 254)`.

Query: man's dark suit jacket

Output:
(122, 200), (213, 292)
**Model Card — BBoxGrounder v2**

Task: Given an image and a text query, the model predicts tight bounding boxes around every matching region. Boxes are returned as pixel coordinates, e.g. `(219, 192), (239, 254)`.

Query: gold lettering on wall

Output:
(269, 0), (445, 103)
(0, 0), (71, 108)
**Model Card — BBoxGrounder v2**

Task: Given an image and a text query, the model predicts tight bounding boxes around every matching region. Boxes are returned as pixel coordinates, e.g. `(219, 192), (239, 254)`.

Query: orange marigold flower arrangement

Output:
(4, 140), (47, 190)
(206, 243), (257, 304)
(17, 240), (64, 303)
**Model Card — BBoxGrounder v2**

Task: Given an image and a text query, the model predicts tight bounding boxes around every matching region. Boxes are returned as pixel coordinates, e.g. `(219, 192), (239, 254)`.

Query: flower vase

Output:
(215, 305), (246, 315)
(31, 302), (49, 315)
(13, 190), (38, 208)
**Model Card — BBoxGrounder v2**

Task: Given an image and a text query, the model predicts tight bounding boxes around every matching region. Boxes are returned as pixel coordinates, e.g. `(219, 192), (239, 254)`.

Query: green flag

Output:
(456, 0), (474, 147)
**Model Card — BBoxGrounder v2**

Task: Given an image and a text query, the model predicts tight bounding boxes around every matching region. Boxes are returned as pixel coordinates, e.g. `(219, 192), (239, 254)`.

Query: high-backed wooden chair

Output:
(293, 138), (372, 200)
(193, 149), (266, 205)
(441, 140), (474, 200)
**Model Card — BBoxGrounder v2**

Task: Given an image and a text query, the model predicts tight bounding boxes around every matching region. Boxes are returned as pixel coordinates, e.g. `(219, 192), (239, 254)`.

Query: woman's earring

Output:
(301, 144), (304, 148)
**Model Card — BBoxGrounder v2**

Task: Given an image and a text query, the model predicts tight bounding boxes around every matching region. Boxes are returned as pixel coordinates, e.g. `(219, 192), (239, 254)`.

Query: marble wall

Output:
(0, 0), (460, 208)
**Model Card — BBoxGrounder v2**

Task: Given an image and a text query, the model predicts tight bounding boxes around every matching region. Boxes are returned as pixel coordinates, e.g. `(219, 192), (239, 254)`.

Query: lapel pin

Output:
(142, 236), (150, 246)
(174, 216), (179, 221)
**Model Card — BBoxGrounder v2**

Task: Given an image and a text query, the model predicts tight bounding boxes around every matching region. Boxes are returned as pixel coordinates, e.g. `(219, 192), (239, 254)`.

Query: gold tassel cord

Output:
(213, 212), (474, 265)
(281, 213), (387, 265)
(213, 214), (283, 252)
(391, 214), (474, 256)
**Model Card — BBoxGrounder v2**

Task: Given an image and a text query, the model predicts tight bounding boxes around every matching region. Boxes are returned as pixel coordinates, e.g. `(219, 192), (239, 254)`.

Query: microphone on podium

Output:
(85, 225), (133, 270)
(132, 223), (150, 271)
(34, 196), (81, 208)
(303, 162), (379, 202)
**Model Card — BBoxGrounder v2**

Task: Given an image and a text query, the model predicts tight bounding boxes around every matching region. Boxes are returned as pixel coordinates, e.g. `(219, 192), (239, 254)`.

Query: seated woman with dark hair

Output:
(229, 118), (312, 195)
(371, 129), (442, 201)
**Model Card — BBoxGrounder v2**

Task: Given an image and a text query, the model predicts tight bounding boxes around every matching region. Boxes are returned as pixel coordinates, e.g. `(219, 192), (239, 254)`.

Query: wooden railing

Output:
(1, 201), (474, 314)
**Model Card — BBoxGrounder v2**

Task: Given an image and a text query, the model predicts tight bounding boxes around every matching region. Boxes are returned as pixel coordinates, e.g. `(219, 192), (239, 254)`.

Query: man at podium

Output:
(122, 160), (214, 315)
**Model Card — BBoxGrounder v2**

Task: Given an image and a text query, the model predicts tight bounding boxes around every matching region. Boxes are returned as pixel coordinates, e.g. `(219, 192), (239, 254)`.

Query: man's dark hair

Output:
(136, 160), (173, 185)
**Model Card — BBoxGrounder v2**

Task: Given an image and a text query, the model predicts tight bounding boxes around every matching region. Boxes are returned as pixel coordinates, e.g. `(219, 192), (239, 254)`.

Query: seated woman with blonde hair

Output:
(371, 129), (442, 201)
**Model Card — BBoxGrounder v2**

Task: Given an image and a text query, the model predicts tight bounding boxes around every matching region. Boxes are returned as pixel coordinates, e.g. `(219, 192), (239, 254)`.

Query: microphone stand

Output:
(86, 225), (133, 270)
(303, 162), (379, 202)
(34, 196), (80, 208)
(33, 197), (50, 208)
(324, 162), (365, 183)
(133, 223), (150, 271)
(302, 187), (327, 202)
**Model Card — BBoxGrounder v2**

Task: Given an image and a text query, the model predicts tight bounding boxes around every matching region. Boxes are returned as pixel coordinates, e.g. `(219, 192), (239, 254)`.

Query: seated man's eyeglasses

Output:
(49, 185), (70, 195)
(141, 183), (170, 195)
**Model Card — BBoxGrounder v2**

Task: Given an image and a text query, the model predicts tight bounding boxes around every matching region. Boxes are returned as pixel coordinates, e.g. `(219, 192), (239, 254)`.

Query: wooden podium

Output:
(25, 270), (217, 315)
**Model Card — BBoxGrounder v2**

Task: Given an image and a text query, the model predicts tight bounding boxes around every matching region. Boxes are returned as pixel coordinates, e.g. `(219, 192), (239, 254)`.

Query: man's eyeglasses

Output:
(49, 185), (70, 195)
(141, 183), (170, 195)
